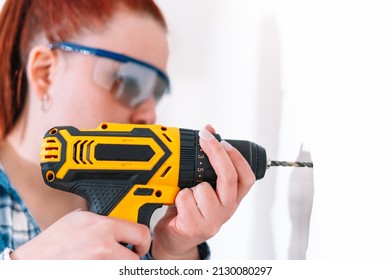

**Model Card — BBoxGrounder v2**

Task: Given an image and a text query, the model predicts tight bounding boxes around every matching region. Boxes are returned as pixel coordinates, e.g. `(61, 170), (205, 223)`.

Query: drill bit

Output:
(268, 160), (313, 168)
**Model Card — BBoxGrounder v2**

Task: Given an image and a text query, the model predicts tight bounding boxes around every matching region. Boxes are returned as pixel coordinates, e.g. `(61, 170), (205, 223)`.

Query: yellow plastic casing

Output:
(41, 123), (182, 224)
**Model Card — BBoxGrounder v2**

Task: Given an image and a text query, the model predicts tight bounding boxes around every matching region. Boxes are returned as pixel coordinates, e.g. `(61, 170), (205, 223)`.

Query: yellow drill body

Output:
(40, 122), (267, 227)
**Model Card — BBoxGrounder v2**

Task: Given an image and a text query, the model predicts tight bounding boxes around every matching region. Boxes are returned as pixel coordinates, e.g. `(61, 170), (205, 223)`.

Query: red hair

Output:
(0, 0), (166, 140)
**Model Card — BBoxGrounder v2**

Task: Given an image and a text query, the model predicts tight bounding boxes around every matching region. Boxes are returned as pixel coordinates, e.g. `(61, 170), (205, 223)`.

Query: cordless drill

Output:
(40, 122), (267, 227)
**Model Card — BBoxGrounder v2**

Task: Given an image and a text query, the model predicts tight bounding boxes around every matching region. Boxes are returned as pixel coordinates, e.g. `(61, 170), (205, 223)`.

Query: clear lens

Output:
(93, 57), (169, 107)
(93, 57), (120, 91)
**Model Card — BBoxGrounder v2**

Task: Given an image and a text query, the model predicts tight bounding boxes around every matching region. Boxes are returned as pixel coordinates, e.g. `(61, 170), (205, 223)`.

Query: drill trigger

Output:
(138, 203), (163, 227)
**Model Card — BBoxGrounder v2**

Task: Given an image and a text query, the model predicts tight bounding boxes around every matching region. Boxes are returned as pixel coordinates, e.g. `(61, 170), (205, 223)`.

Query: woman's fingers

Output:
(109, 216), (151, 257)
(198, 128), (238, 209)
(220, 140), (256, 203)
(11, 211), (152, 260)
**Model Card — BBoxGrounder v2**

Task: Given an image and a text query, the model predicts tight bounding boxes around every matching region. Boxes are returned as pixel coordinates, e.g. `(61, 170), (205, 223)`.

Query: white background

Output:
(156, 0), (390, 260)
(2, 0), (390, 260)
(154, 0), (315, 259)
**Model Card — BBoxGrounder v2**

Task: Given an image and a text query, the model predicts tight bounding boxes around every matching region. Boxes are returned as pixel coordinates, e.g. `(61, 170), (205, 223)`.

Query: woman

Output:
(0, 0), (256, 259)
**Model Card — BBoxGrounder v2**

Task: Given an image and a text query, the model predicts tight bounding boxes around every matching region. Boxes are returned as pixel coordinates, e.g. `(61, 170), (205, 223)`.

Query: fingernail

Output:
(199, 128), (215, 142)
(221, 140), (234, 151)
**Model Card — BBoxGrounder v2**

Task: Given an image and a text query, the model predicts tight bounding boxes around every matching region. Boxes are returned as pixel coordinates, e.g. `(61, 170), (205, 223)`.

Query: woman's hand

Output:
(151, 125), (256, 259)
(10, 210), (151, 260)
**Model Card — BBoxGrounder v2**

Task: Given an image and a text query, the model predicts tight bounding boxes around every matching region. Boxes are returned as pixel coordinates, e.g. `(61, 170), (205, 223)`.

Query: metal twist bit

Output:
(269, 161), (313, 168)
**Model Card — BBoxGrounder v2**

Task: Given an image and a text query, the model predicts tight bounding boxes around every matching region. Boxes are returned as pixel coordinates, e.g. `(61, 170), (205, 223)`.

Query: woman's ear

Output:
(26, 45), (57, 99)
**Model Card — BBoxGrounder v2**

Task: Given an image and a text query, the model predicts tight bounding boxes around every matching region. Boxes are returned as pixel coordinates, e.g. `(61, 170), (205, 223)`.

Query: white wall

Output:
(286, 0), (390, 259)
(156, 0), (390, 260)
(156, 0), (313, 259)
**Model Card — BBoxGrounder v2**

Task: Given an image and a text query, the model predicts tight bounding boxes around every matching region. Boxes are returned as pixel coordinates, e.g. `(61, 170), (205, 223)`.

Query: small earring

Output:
(41, 94), (51, 111)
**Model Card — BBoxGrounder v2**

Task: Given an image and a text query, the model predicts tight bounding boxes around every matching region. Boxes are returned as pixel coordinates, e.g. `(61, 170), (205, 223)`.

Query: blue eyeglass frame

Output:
(49, 41), (171, 91)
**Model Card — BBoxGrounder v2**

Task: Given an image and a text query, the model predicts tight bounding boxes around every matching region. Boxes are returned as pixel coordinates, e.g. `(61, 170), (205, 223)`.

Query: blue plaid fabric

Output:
(0, 163), (41, 259)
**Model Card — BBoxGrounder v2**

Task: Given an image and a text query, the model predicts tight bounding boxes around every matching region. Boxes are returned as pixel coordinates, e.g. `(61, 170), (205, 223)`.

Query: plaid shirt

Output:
(0, 163), (41, 259)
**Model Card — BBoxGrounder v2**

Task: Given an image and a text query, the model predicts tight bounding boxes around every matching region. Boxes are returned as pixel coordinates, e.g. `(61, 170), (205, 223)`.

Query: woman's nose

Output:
(129, 96), (157, 124)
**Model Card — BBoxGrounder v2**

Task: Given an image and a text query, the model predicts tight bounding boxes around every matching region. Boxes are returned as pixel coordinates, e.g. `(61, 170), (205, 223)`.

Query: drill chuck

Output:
(178, 129), (267, 188)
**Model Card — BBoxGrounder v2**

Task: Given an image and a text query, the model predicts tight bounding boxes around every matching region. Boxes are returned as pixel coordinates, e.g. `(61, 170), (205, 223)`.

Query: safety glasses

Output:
(49, 42), (170, 108)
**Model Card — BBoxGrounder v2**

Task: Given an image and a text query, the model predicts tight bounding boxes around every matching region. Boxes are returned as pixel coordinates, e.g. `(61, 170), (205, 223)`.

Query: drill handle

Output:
(72, 182), (179, 228)
(71, 182), (131, 217)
